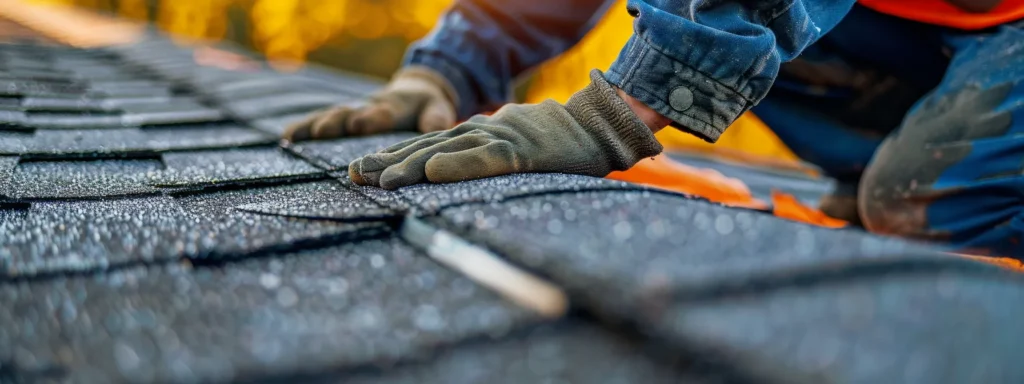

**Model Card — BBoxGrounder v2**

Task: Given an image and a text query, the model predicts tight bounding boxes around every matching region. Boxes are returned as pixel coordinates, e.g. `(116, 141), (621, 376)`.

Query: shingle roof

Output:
(2, 19), (1024, 384)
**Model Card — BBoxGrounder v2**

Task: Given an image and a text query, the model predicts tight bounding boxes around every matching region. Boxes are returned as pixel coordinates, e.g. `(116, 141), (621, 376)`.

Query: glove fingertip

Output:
(348, 160), (368, 186)
(282, 116), (316, 142)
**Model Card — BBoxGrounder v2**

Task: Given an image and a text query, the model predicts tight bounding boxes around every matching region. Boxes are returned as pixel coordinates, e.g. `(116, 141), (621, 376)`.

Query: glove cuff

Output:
(565, 70), (664, 171)
(394, 65), (460, 108)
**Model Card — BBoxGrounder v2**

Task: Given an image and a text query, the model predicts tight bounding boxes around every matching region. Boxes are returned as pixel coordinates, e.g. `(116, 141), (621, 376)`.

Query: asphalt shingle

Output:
(428, 190), (1024, 383)
(0, 180), (386, 278)
(0, 125), (274, 156)
(153, 147), (324, 189)
(221, 93), (350, 120)
(7, 158), (161, 199)
(235, 184), (398, 222)
(339, 321), (718, 384)
(286, 133), (418, 170)
(0, 237), (537, 383)
(0, 155), (17, 198)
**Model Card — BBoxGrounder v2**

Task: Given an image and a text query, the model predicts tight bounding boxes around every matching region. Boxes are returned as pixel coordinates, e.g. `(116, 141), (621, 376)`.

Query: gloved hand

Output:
(348, 70), (664, 190)
(283, 66), (458, 141)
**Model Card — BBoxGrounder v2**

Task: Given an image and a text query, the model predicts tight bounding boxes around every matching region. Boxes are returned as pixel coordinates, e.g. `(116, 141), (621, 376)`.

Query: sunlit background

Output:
(23, 0), (451, 77)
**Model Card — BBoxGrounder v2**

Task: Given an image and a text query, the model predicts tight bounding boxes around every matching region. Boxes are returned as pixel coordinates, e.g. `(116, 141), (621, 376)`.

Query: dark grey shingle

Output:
(7, 158), (161, 199)
(429, 190), (1024, 383)
(0, 180), (384, 278)
(0, 155), (17, 198)
(235, 183), (398, 222)
(339, 321), (718, 384)
(287, 133), (418, 170)
(0, 237), (536, 384)
(250, 112), (310, 136)
(0, 125), (274, 156)
(222, 93), (351, 120)
(395, 173), (648, 214)
(153, 147), (323, 188)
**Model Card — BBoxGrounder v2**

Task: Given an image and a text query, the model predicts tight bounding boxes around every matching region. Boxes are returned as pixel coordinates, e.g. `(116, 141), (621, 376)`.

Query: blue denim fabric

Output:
(751, 6), (950, 184)
(605, 0), (855, 141)
(405, 0), (856, 134)
(405, 0), (616, 120)
(754, 7), (1024, 257)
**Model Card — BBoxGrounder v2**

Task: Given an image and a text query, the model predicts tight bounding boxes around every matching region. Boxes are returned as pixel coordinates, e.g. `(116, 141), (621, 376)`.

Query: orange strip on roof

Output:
(0, 0), (143, 47)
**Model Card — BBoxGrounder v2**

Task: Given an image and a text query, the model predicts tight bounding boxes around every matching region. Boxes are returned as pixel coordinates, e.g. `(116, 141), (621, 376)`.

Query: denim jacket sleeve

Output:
(605, 0), (856, 142)
(404, 0), (616, 119)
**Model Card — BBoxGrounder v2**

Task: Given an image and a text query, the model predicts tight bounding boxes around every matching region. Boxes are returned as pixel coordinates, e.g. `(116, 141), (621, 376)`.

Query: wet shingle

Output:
(0, 125), (274, 156)
(0, 79), (88, 95)
(286, 133), (419, 170)
(6, 159), (161, 199)
(206, 72), (379, 100)
(0, 181), (384, 278)
(250, 112), (310, 136)
(16, 104), (225, 129)
(284, 133), (415, 171)
(222, 93), (350, 120)
(395, 173), (647, 214)
(658, 266), (1024, 383)
(0, 79), (174, 98)
(172, 180), (388, 260)
(0, 155), (17, 198)
(434, 190), (925, 294)
(152, 147), (323, 188)
(0, 237), (536, 384)
(16, 95), (180, 112)
(209, 78), (342, 100)
(0, 196), (188, 276)
(428, 190), (1024, 382)
(235, 184), (398, 222)
(339, 321), (717, 384)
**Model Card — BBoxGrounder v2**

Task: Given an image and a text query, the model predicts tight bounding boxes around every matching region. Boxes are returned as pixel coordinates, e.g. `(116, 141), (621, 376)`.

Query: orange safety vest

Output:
(858, 0), (1024, 30)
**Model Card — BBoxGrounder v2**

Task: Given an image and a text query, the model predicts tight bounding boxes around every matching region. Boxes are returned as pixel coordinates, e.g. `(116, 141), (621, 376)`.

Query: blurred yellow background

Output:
(22, 0), (800, 162)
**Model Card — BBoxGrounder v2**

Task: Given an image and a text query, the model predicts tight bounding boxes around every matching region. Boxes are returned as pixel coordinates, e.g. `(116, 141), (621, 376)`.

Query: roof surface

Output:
(2, 17), (1024, 384)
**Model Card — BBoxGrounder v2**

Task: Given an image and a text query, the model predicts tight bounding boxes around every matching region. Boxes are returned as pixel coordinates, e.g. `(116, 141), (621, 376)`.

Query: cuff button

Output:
(669, 87), (694, 112)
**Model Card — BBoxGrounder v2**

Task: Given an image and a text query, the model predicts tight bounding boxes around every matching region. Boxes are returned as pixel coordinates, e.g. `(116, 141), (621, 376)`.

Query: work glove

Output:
(282, 66), (458, 141)
(349, 70), (664, 190)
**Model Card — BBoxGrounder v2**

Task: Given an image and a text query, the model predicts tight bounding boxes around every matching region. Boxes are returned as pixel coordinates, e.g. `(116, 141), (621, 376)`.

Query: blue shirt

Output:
(404, 0), (856, 142)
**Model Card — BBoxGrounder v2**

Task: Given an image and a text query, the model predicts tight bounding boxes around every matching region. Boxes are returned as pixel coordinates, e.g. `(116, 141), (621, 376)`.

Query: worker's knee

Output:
(858, 82), (1024, 254)
(857, 81), (1008, 238)
(856, 137), (934, 241)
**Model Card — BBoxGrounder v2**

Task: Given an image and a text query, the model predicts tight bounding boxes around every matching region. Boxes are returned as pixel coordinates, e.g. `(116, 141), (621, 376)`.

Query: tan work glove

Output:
(283, 66), (458, 141)
(349, 70), (664, 190)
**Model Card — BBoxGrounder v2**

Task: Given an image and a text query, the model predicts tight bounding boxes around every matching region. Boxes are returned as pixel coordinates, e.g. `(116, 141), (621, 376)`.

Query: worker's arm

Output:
(607, 0), (855, 142)
(284, 0), (615, 141)
(405, 0), (618, 119)
(349, 0), (858, 188)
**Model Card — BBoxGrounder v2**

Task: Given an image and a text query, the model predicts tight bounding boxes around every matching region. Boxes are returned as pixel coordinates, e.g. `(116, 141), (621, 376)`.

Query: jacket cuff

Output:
(565, 70), (664, 171)
(403, 51), (481, 120)
(605, 36), (756, 143)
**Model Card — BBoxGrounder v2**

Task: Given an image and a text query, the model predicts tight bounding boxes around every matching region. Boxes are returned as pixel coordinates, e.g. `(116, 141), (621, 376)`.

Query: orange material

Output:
(859, 0), (1024, 30)
(607, 155), (769, 210)
(770, 190), (849, 228)
(193, 46), (262, 72)
(955, 254), (1024, 273)
(0, 0), (143, 47)
(655, 113), (807, 171)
